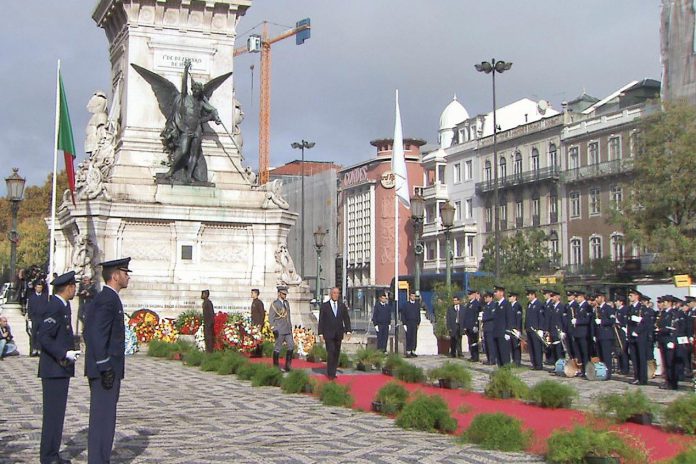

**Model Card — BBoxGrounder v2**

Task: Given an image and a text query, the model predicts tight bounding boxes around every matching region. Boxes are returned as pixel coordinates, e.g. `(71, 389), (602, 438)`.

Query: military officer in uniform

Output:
(250, 288), (265, 357)
(84, 257), (131, 464)
(37, 271), (80, 464)
(269, 286), (294, 371)
(27, 279), (49, 357)
(508, 291), (523, 367)
(614, 294), (630, 375)
(481, 290), (497, 365)
(462, 289), (481, 362)
(401, 291), (421, 357)
(593, 291), (615, 380)
(571, 290), (591, 377)
(525, 288), (544, 370)
(371, 292), (392, 353)
(627, 288), (650, 385)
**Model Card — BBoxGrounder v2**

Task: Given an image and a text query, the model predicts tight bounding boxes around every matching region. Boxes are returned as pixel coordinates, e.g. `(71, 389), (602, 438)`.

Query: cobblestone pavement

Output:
(1, 354), (541, 464)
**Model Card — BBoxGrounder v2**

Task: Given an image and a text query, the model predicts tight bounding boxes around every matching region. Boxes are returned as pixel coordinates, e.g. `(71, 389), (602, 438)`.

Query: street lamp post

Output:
(5, 168), (26, 303)
(291, 139), (315, 277)
(410, 194), (425, 297)
(313, 226), (327, 305)
(475, 58), (512, 279)
(440, 201), (456, 290)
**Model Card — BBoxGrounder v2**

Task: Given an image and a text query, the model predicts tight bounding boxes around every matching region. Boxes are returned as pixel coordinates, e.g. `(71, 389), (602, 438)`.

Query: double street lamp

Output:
(475, 58), (512, 279)
(5, 168), (26, 303)
(312, 226), (327, 305)
(410, 193), (425, 297)
(290, 139), (315, 277)
(440, 200), (456, 290)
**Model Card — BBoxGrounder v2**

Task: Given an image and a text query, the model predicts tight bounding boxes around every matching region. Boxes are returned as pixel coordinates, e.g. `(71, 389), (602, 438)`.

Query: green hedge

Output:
(663, 394), (696, 434)
(484, 365), (529, 400)
(319, 382), (353, 408)
(374, 381), (410, 415)
(395, 393), (457, 433)
(251, 364), (284, 387)
(395, 363), (426, 383)
(460, 413), (530, 451)
(281, 370), (312, 394)
(527, 380), (576, 409)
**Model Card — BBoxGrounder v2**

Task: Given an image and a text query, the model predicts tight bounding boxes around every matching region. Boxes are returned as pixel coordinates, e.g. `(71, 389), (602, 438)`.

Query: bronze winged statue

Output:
(131, 59), (232, 184)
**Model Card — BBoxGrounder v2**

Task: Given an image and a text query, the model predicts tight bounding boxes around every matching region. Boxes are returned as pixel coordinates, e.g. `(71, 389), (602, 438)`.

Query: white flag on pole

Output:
(392, 90), (410, 209)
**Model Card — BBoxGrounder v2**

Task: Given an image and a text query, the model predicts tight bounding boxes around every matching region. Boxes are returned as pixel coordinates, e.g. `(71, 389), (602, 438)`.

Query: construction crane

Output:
(234, 19), (311, 185)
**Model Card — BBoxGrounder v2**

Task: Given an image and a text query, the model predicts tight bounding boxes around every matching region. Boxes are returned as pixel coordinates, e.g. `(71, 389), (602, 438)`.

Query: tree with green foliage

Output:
(611, 100), (696, 274)
(479, 229), (558, 278)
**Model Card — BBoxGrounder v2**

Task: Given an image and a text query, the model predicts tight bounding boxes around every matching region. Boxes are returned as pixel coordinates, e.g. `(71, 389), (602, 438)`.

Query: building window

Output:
(466, 235), (474, 257)
(608, 136), (621, 160)
(549, 143), (558, 167)
(569, 146), (579, 170)
(454, 200), (462, 221)
(455, 237), (465, 257)
(465, 198), (473, 219)
(629, 130), (638, 157)
(571, 238), (582, 265)
(499, 203), (508, 229)
(611, 185), (623, 209)
(181, 245), (193, 260)
(549, 195), (558, 223)
(589, 188), (601, 215)
(437, 164), (446, 183)
(485, 206), (492, 227)
(549, 231), (559, 258)
(590, 236), (602, 260)
(454, 163), (461, 183)
(439, 239), (446, 260)
(426, 241), (436, 261)
(515, 200), (523, 228)
(531, 148), (540, 172)
(425, 204), (436, 223)
(570, 191), (581, 218)
(532, 194), (540, 225)
(464, 160), (473, 180)
(484, 160), (492, 182)
(499, 157), (507, 179)
(588, 141), (599, 165)
(611, 234), (624, 262)
(514, 152), (522, 177)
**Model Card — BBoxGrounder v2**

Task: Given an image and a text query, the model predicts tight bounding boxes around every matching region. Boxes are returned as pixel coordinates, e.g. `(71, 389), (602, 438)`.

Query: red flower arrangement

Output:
(129, 309), (160, 343)
(221, 314), (264, 353)
(212, 311), (229, 351)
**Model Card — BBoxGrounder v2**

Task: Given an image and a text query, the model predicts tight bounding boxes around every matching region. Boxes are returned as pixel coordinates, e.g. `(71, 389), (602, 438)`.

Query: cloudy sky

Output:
(0, 1), (661, 193)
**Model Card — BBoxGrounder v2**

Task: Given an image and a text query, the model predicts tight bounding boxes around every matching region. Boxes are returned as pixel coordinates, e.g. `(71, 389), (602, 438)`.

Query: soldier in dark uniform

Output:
(84, 257), (131, 464)
(269, 286), (294, 371)
(565, 290), (579, 361)
(675, 296), (692, 382)
(492, 286), (511, 367)
(446, 295), (463, 358)
(37, 271), (80, 464)
(508, 291), (523, 367)
(76, 276), (96, 334)
(546, 290), (566, 366)
(627, 288), (650, 385)
(541, 288), (554, 365)
(614, 294), (630, 375)
(27, 280), (49, 357)
(401, 291), (421, 357)
(525, 288), (544, 370)
(371, 292), (392, 353)
(250, 288), (265, 357)
(481, 290), (497, 365)
(593, 291), (615, 380)
(684, 296), (696, 377)
(201, 290), (215, 353)
(657, 295), (679, 390)
(571, 290), (591, 377)
(462, 289), (481, 362)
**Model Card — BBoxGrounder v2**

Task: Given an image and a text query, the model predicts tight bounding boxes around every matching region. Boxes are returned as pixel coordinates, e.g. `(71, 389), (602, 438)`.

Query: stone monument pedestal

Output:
(415, 312), (438, 356)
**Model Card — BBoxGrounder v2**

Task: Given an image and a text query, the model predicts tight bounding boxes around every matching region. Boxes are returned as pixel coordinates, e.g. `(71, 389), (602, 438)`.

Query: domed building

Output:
(438, 95), (469, 148)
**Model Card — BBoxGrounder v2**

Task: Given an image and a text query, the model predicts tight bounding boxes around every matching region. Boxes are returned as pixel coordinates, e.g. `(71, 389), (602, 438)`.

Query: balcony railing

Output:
(475, 166), (560, 194)
(421, 182), (449, 200)
(563, 158), (634, 183)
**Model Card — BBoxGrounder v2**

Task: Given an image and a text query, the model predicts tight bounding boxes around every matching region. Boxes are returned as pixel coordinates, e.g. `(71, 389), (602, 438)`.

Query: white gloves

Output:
(26, 319), (32, 329)
(65, 350), (81, 362)
(478, 313), (483, 321)
(632, 331), (638, 337)
(389, 325), (392, 331)
(504, 334), (510, 341)
(571, 318), (577, 325)
(592, 336), (597, 342)
(667, 342), (675, 349)
(374, 325), (379, 333)
(595, 318), (602, 325)
(473, 327), (478, 333)
(537, 330), (543, 338)
(404, 325), (408, 332)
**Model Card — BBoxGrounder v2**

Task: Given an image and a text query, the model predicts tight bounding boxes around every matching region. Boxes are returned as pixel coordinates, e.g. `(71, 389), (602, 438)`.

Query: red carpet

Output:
(302, 364), (693, 462)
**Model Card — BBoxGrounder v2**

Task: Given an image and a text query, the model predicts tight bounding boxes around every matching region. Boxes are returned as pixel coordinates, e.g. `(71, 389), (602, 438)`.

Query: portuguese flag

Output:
(57, 71), (76, 205)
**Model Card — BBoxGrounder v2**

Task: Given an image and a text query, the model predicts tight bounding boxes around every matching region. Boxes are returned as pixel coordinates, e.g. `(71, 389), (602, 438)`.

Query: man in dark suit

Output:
(401, 291), (421, 357)
(508, 291), (523, 367)
(481, 290), (497, 365)
(446, 296), (463, 358)
(27, 280), (49, 357)
(524, 288), (544, 370)
(318, 287), (351, 380)
(250, 288), (265, 357)
(84, 257), (131, 464)
(37, 271), (80, 464)
(371, 292), (392, 352)
(201, 289), (215, 353)
(461, 289), (481, 362)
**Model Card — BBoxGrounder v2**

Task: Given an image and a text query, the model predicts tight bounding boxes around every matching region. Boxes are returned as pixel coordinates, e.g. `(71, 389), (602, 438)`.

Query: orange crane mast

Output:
(234, 19), (311, 185)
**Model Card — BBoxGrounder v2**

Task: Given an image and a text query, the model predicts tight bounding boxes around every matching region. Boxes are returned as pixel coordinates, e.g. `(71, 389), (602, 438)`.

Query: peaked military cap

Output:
(100, 257), (132, 272)
(684, 296), (696, 302)
(627, 288), (642, 297)
(525, 288), (537, 295)
(467, 288), (478, 295)
(614, 293), (627, 302)
(482, 289), (494, 297)
(277, 286), (288, 294)
(575, 289), (586, 296)
(51, 271), (76, 287)
(493, 285), (505, 292)
(566, 290), (577, 297)
(509, 291), (519, 297)
(541, 288), (553, 295)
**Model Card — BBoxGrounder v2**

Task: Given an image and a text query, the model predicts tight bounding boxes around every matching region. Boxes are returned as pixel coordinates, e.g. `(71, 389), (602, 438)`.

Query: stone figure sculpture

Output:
(261, 180), (290, 210)
(275, 244), (302, 285)
(84, 91), (108, 153)
(72, 232), (95, 280)
(131, 60), (232, 184)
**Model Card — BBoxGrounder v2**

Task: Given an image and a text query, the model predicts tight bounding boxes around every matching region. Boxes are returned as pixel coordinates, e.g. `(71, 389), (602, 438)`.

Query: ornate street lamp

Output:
(313, 226), (327, 305)
(440, 200), (456, 290)
(475, 58), (512, 279)
(5, 168), (26, 303)
(410, 193), (425, 297)
(291, 139), (315, 277)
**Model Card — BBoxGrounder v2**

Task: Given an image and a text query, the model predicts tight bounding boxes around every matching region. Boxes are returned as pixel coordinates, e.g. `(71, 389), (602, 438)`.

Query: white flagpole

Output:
(393, 89), (400, 353)
(48, 60), (61, 281)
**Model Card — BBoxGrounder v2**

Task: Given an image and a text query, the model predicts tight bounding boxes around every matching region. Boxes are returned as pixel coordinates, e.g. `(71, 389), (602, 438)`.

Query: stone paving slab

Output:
(0, 354), (541, 463)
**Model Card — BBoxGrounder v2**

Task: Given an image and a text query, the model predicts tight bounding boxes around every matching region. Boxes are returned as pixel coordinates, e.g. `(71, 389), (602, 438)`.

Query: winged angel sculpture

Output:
(131, 60), (232, 184)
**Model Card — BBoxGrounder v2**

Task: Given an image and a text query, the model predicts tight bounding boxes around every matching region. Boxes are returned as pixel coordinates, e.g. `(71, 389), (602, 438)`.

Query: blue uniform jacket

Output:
(27, 291), (49, 321)
(84, 286), (125, 379)
(510, 301), (523, 332)
(573, 301), (592, 337)
(525, 299), (542, 330)
(493, 299), (511, 338)
(372, 302), (392, 325)
(461, 299), (480, 330)
(401, 301), (421, 325)
(37, 296), (75, 379)
(595, 303), (615, 340)
(482, 301), (496, 333)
